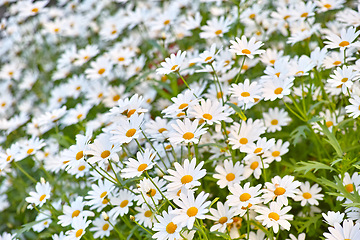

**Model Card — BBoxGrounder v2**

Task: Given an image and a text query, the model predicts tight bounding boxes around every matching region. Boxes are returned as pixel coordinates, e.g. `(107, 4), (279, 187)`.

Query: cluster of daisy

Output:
(0, 0), (360, 239)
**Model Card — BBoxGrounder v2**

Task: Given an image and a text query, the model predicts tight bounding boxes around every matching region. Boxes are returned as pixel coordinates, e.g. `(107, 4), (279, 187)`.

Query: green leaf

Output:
(290, 125), (309, 145)
(295, 161), (337, 174)
(318, 122), (343, 157)
(14, 218), (51, 237)
(226, 102), (247, 121)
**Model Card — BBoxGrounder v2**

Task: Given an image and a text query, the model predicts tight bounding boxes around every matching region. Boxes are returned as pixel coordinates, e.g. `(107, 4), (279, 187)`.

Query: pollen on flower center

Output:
(326, 121), (333, 128)
(187, 207), (198, 217)
(6, 155), (11, 162)
(341, 78), (348, 83)
(271, 119), (278, 125)
(217, 91), (223, 99)
(270, 59), (275, 64)
(158, 128), (167, 133)
(98, 68), (105, 75)
(303, 192), (312, 199)
(171, 65), (178, 71)
(240, 193), (251, 202)
(118, 57), (125, 62)
(120, 200), (129, 208)
(296, 70), (304, 75)
(75, 229), (83, 238)
(215, 29), (222, 35)
(179, 103), (188, 109)
(78, 165), (85, 171)
(333, 61), (341, 65)
(166, 222), (177, 234)
(301, 12), (308, 18)
(101, 150), (110, 158)
(339, 41), (350, 47)
(218, 216), (228, 224)
(127, 109), (136, 118)
(272, 151), (280, 157)
(274, 187), (286, 195)
(72, 210), (80, 218)
(324, 4), (332, 8)
(27, 148), (34, 154)
(32, 8), (39, 13)
(242, 49), (251, 54)
(241, 92), (250, 97)
(164, 20), (170, 25)
(100, 191), (107, 198)
(203, 113), (213, 120)
(181, 175), (193, 184)
(345, 183), (354, 192)
(126, 128), (137, 137)
(39, 194), (46, 201)
(113, 95), (120, 101)
(250, 161), (259, 170)
(144, 210), (152, 217)
(254, 147), (262, 154)
(226, 173), (235, 181)
(147, 188), (156, 197)
(204, 56), (212, 62)
(102, 223), (109, 231)
(274, 87), (283, 95)
(137, 163), (148, 172)
(183, 132), (194, 140)
(268, 212), (280, 221)
(239, 138), (248, 144)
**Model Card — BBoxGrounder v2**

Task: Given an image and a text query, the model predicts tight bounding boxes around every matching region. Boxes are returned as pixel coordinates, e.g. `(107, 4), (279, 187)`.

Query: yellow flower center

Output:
(98, 68), (105, 75)
(181, 175), (193, 184)
(271, 119), (278, 125)
(164, 20), (170, 25)
(32, 8), (39, 13)
(215, 29), (222, 35)
(144, 210), (152, 217)
(339, 41), (350, 47)
(274, 87), (283, 95)
(75, 229), (83, 238)
(250, 161), (259, 170)
(302, 192), (312, 199)
(179, 103), (188, 109)
(177, 112), (186, 117)
(341, 78), (348, 83)
(203, 113), (213, 120)
(146, 188), (156, 197)
(296, 70), (304, 75)
(101, 150), (110, 159)
(187, 207), (198, 217)
(75, 151), (83, 160)
(113, 95), (120, 101)
(120, 200), (129, 208)
(239, 138), (248, 144)
(218, 216), (228, 224)
(254, 147), (263, 154)
(268, 212), (280, 221)
(240, 193), (251, 202)
(226, 173), (235, 181)
(39, 194), (46, 201)
(333, 61), (341, 65)
(326, 121), (333, 128)
(72, 210), (81, 218)
(274, 187), (286, 196)
(171, 65), (178, 71)
(158, 128), (167, 133)
(6, 155), (11, 162)
(324, 4), (332, 8)
(102, 223), (109, 231)
(78, 165), (85, 171)
(204, 56), (212, 62)
(127, 109), (136, 118)
(217, 91), (223, 99)
(345, 183), (354, 193)
(275, 72), (281, 77)
(118, 57), (125, 62)
(183, 132), (194, 140)
(126, 128), (137, 137)
(166, 222), (177, 234)
(301, 12), (308, 18)
(270, 59), (275, 64)
(241, 92), (250, 97)
(27, 148), (34, 154)
(137, 163), (148, 172)
(242, 49), (251, 54)
(100, 191), (107, 198)
(272, 151), (280, 157)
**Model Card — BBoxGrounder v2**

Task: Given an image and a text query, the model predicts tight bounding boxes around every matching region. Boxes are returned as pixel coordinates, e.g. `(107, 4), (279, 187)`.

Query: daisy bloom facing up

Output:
(163, 158), (206, 192)
(346, 94), (360, 118)
(188, 99), (231, 125)
(229, 36), (265, 59)
(152, 207), (182, 240)
(200, 16), (232, 39)
(262, 78), (294, 101)
(227, 182), (262, 215)
(207, 201), (236, 233)
(213, 159), (244, 189)
(25, 179), (51, 209)
(322, 211), (345, 226)
(229, 79), (262, 105)
(323, 219), (360, 240)
(293, 181), (324, 206)
(169, 118), (207, 146)
(156, 50), (186, 75)
(65, 216), (91, 240)
(58, 196), (94, 227)
(109, 113), (144, 144)
(85, 133), (120, 165)
(255, 201), (293, 234)
(121, 148), (157, 179)
(108, 189), (135, 219)
(171, 190), (210, 230)
(262, 139), (290, 163)
(263, 107), (291, 133)
(324, 26), (360, 49)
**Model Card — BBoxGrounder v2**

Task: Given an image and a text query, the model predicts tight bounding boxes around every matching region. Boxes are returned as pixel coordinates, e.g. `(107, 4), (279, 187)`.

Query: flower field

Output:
(1, 0), (360, 239)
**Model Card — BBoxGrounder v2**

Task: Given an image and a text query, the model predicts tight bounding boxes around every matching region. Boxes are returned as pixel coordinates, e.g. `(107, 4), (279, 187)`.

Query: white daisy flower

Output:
(293, 181), (324, 206)
(322, 211), (345, 226)
(323, 219), (360, 240)
(85, 133), (120, 165)
(25, 180), (51, 208)
(229, 36), (265, 59)
(109, 113), (144, 144)
(227, 182), (262, 214)
(153, 207), (182, 240)
(108, 189), (135, 219)
(188, 99), (231, 125)
(58, 196), (94, 227)
(65, 216), (91, 240)
(324, 26), (360, 49)
(207, 202), (236, 233)
(121, 148), (157, 179)
(169, 118), (207, 145)
(213, 159), (244, 189)
(229, 79), (263, 105)
(263, 107), (291, 133)
(156, 50), (187, 75)
(346, 94), (360, 118)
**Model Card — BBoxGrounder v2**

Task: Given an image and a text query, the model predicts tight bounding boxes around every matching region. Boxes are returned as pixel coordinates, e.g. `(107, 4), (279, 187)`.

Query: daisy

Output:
(262, 139), (290, 163)
(108, 189), (135, 219)
(168, 118), (207, 145)
(260, 48), (284, 66)
(85, 56), (113, 80)
(192, 43), (220, 64)
(188, 99), (231, 125)
(89, 215), (113, 238)
(153, 207), (182, 240)
(327, 66), (359, 94)
(164, 158), (206, 192)
(263, 107), (291, 133)
(346, 94), (360, 118)
(58, 196), (94, 227)
(25, 179), (51, 208)
(229, 36), (265, 59)
(213, 159), (244, 189)
(62, 132), (91, 170)
(74, 45), (99, 66)
(85, 179), (114, 212)
(162, 89), (198, 119)
(322, 211), (345, 226)
(144, 117), (170, 141)
(316, 0), (345, 12)
(65, 216), (91, 240)
(227, 182), (262, 214)
(135, 205), (155, 228)
(207, 202), (236, 233)
(229, 79), (263, 105)
(156, 50), (187, 75)
(255, 201), (293, 234)
(61, 103), (92, 126)
(243, 156), (268, 179)
(200, 16), (232, 39)
(109, 113), (144, 144)
(108, 94), (148, 120)
(324, 219), (360, 240)
(337, 172), (360, 201)
(324, 26), (360, 49)
(86, 133), (120, 165)
(242, 137), (276, 159)
(32, 210), (52, 233)
(293, 181), (324, 206)
(171, 190), (210, 229)
(135, 177), (167, 206)
(121, 148), (157, 179)
(287, 233), (306, 240)
(262, 175), (301, 206)
(262, 78), (294, 101)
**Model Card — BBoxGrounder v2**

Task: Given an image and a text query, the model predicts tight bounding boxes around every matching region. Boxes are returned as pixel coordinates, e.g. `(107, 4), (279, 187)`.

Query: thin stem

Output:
(260, 155), (267, 183)
(145, 171), (176, 208)
(13, 161), (37, 183)
(234, 56), (246, 84)
(108, 221), (126, 240)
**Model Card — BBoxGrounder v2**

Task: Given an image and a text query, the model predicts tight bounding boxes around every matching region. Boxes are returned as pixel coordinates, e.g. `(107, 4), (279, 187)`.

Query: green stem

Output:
(234, 56), (246, 84)
(260, 155), (267, 183)
(13, 161), (37, 183)
(145, 171), (176, 208)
